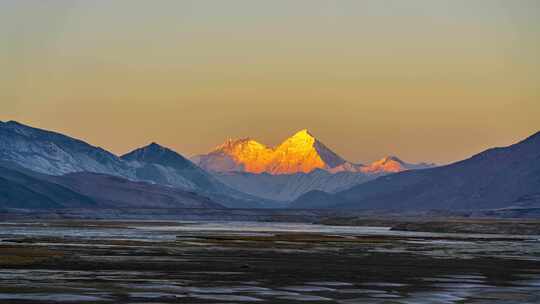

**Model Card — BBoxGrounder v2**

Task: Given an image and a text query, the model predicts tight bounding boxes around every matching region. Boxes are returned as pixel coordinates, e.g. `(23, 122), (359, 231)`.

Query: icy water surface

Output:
(0, 220), (539, 303)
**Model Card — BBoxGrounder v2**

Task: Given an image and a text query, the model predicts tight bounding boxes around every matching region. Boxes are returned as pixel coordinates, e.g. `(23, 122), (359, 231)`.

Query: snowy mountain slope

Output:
(193, 128), (435, 202)
(194, 129), (432, 176)
(121, 143), (279, 208)
(193, 138), (273, 173)
(268, 129), (346, 174)
(215, 169), (376, 201)
(328, 156), (435, 174)
(0, 121), (133, 177)
(216, 156), (434, 202)
(122, 143), (212, 191)
(193, 129), (348, 174)
(0, 121), (272, 208)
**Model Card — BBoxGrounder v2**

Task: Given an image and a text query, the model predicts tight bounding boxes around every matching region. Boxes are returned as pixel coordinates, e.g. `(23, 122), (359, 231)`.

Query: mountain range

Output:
(193, 129), (433, 175)
(193, 129), (434, 201)
(292, 131), (540, 210)
(1, 120), (538, 214)
(0, 161), (223, 209)
(0, 121), (271, 208)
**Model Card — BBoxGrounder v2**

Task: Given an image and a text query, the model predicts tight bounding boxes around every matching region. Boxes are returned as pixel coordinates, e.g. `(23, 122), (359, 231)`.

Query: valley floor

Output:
(0, 220), (539, 303)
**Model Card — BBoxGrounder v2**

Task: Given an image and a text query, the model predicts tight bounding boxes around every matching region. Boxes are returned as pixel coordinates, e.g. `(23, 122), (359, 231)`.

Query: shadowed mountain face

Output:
(293, 131), (540, 210)
(0, 162), (223, 209)
(121, 143), (217, 191)
(49, 172), (224, 209)
(0, 164), (97, 209)
(213, 156), (434, 202)
(214, 170), (376, 202)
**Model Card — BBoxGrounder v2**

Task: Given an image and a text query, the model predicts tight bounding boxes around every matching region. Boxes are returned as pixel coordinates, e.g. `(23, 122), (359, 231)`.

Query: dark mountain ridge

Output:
(293, 131), (540, 211)
(0, 163), (97, 209)
(0, 161), (224, 209)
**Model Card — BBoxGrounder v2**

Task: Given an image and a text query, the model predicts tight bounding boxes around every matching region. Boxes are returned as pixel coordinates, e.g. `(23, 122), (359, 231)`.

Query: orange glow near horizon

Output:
(1, 1), (539, 164)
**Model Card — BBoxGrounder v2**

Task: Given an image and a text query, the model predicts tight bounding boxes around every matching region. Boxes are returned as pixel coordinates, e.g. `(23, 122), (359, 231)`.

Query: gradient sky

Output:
(1, 0), (539, 164)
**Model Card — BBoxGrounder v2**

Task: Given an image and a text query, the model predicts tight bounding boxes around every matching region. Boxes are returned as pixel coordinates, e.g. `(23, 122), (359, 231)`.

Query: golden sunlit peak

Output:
(290, 129), (314, 139)
(213, 138), (268, 152)
(195, 128), (340, 174)
(360, 156), (407, 173)
(194, 130), (433, 175)
(278, 129), (317, 150)
(379, 156), (404, 164)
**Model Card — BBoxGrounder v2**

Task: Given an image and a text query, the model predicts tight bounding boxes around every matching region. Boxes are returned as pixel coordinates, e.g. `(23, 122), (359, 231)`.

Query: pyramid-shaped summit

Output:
(121, 142), (197, 171)
(193, 129), (347, 174)
(270, 129), (346, 174)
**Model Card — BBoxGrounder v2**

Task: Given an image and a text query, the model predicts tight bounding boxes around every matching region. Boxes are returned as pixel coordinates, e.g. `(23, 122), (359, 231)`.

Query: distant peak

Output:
(197, 128), (345, 174)
(279, 129), (318, 149)
(147, 142), (164, 149)
(3, 120), (26, 128)
(381, 155), (404, 164)
(227, 137), (256, 144)
(291, 129), (314, 139)
(121, 142), (194, 169)
(123, 142), (177, 158)
(213, 137), (268, 153)
(133, 142), (168, 153)
(520, 130), (540, 145)
(1, 120), (38, 137)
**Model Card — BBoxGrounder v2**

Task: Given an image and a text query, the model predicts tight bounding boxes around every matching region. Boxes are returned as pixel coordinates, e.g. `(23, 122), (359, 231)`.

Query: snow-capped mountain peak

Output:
(193, 130), (435, 176)
(0, 120), (131, 176)
(361, 155), (407, 173)
(271, 129), (346, 174)
(359, 155), (434, 174)
(121, 142), (198, 172)
(214, 138), (271, 155)
(193, 129), (347, 175)
(287, 129), (314, 141)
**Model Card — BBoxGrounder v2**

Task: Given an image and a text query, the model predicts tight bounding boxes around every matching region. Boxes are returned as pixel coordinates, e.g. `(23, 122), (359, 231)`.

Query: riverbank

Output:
(0, 220), (539, 303)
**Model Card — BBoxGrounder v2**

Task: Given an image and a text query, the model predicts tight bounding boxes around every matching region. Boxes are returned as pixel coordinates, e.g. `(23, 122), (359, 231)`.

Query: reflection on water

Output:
(0, 269), (539, 303)
(132, 221), (540, 240)
(0, 220), (539, 303)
